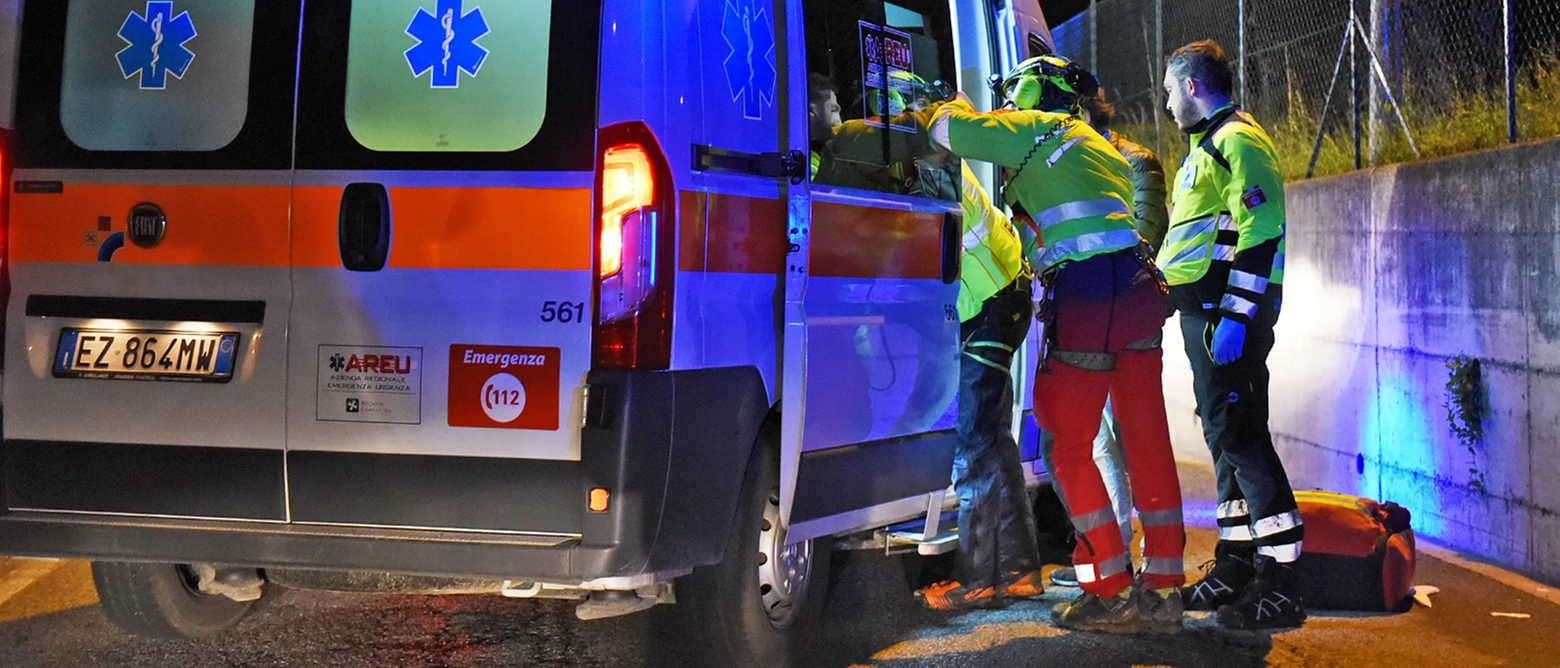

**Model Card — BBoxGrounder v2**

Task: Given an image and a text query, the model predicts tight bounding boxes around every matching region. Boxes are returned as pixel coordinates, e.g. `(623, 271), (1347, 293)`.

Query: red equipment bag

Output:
(1292, 491), (1416, 612)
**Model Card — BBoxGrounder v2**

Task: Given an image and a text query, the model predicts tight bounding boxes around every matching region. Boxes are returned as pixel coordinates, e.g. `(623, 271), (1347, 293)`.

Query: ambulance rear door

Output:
(285, 1), (602, 533)
(783, 0), (965, 538)
(3, 1), (301, 522)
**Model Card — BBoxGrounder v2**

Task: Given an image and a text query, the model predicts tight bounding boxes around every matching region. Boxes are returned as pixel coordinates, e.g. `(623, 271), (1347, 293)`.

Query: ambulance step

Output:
(884, 527), (959, 556)
(882, 511), (960, 556)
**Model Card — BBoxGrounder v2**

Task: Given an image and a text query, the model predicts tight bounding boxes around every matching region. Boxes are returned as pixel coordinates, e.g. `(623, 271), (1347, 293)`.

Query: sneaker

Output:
(1181, 541), (1255, 611)
(1049, 566), (1079, 588)
(915, 580), (1009, 611)
(1215, 555), (1306, 630)
(1001, 570), (1046, 600)
(1051, 590), (1142, 634)
(1137, 586), (1184, 634)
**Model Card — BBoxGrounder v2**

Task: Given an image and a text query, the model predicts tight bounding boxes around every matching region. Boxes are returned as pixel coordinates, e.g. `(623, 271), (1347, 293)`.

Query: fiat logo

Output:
(127, 202), (167, 249)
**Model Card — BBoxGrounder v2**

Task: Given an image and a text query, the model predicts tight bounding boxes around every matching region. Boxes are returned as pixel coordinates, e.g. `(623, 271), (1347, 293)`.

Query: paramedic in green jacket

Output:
(931, 55), (1186, 634)
(914, 159), (1047, 611)
(1044, 86), (1173, 590)
(1160, 40), (1306, 630)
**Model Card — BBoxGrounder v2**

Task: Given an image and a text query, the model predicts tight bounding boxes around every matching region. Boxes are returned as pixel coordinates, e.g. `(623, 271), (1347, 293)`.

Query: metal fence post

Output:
(1506, 0), (1518, 143)
(1089, 0), (1098, 74)
(1239, 0), (1247, 106)
(1368, 0), (1390, 165)
(1155, 0), (1165, 157)
(1350, 0), (1361, 169)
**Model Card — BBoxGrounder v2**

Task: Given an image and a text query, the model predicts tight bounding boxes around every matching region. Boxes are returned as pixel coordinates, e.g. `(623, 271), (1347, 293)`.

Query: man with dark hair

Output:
(808, 72), (842, 142)
(807, 73), (843, 180)
(1160, 39), (1305, 630)
(1045, 86), (1171, 590)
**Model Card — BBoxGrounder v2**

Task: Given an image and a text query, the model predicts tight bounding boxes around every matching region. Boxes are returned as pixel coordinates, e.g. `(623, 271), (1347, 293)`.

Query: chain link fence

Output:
(1052, 0), (1560, 180)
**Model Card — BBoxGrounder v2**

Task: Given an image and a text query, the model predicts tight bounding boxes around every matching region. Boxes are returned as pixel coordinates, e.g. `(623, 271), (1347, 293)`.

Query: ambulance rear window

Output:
(12, 1), (301, 170)
(60, 0), (254, 152)
(343, 1), (549, 153)
(294, 1), (600, 171)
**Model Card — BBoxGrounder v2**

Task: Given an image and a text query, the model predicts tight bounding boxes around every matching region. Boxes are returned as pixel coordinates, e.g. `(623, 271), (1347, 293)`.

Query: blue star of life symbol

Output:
(720, 0), (776, 120)
(116, 1), (197, 90)
(329, 354), (346, 372)
(405, 1), (490, 89)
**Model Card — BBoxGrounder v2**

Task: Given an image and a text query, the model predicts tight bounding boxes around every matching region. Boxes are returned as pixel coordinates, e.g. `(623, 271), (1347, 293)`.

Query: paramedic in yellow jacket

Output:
(929, 55), (1186, 634)
(913, 159), (1047, 611)
(811, 72), (1049, 610)
(1160, 40), (1305, 630)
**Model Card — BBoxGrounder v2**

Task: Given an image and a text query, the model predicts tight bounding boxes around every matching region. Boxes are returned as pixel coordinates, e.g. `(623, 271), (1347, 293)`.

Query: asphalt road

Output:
(2, 462), (1557, 667)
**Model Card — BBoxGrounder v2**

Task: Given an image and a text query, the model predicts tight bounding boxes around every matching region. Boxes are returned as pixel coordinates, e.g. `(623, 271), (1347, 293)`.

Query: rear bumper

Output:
(0, 366), (772, 582)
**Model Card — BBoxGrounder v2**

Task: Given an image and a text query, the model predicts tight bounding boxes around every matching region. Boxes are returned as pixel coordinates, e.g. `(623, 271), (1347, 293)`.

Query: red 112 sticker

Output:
(448, 345), (559, 430)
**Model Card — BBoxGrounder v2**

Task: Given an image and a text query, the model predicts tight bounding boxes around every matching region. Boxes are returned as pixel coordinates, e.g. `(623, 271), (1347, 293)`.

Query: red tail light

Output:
(592, 122), (675, 371)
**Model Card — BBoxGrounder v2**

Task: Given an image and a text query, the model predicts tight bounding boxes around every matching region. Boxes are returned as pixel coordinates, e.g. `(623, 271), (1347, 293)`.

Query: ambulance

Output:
(0, 1), (1056, 663)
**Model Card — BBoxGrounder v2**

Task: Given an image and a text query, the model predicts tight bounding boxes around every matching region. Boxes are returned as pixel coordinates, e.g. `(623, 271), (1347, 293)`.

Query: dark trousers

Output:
(953, 278), (1040, 588)
(1179, 314), (1304, 561)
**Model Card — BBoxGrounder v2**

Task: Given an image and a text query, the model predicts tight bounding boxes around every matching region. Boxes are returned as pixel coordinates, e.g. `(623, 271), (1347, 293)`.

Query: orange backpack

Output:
(1292, 491), (1416, 612)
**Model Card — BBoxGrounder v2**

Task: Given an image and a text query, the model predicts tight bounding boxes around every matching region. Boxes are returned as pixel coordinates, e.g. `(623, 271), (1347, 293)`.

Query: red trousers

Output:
(1033, 250), (1185, 598)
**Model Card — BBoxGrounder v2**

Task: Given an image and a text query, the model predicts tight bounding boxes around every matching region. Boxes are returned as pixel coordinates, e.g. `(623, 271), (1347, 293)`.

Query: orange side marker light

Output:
(589, 488), (611, 513)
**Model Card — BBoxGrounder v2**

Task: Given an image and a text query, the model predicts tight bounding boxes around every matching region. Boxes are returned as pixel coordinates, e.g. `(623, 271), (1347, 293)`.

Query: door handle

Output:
(338, 183), (391, 272)
(941, 211), (961, 285)
(693, 145), (808, 184)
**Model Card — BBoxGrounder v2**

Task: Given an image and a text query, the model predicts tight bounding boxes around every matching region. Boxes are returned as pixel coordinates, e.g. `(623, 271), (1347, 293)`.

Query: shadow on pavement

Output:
(808, 550), (1276, 668)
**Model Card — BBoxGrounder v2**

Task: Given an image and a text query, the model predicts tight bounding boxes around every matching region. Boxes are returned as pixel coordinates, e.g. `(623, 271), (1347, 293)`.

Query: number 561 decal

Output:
(540, 301), (587, 323)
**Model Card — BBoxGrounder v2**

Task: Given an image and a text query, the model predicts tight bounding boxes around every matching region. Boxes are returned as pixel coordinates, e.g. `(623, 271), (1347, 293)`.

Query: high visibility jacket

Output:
(955, 161), (1028, 322)
(932, 99), (1141, 272)
(817, 105), (943, 195)
(1106, 130), (1170, 253)
(1158, 105), (1285, 326)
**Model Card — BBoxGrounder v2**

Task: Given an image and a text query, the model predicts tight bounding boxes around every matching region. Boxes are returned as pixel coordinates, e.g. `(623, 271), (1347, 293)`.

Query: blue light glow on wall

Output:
(1362, 369), (1444, 538)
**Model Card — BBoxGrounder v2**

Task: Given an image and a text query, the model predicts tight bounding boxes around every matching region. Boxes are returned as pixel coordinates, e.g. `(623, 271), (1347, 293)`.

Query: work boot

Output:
(1137, 584), (1184, 634)
(1051, 589), (1142, 634)
(1216, 555), (1307, 630)
(1181, 541), (1255, 611)
(915, 580), (1009, 611)
(1000, 570), (1047, 600)
(1048, 566), (1079, 587)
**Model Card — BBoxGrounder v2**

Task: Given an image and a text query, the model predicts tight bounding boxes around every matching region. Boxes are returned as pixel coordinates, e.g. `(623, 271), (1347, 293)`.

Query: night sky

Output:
(1040, 0), (1092, 26)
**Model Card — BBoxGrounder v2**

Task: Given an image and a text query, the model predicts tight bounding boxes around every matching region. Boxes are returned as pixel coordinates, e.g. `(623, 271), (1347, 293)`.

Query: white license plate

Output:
(53, 329), (239, 383)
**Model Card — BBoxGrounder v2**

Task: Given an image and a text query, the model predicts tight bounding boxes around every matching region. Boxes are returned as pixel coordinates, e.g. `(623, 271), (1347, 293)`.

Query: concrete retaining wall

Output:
(1159, 137), (1560, 584)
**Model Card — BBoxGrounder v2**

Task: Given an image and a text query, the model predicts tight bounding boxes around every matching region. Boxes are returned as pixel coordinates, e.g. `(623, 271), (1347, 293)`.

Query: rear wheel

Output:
(91, 561), (256, 639)
(678, 435), (831, 667)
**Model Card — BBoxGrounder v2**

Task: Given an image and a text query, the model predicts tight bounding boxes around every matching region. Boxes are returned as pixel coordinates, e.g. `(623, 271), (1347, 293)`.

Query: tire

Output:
(91, 561), (255, 639)
(677, 433), (831, 667)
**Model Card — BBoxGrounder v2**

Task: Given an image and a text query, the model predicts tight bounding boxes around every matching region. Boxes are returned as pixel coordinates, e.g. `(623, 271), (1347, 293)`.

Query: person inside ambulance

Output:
(813, 70), (958, 201)
(929, 54), (1187, 634)
(808, 73), (844, 179)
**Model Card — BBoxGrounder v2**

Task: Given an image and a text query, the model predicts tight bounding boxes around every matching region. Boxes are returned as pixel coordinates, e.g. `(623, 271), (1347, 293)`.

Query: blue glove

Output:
(1210, 319), (1247, 365)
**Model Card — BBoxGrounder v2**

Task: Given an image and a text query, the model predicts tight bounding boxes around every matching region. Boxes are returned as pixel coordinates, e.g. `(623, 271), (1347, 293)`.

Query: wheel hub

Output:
(756, 491), (812, 628)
